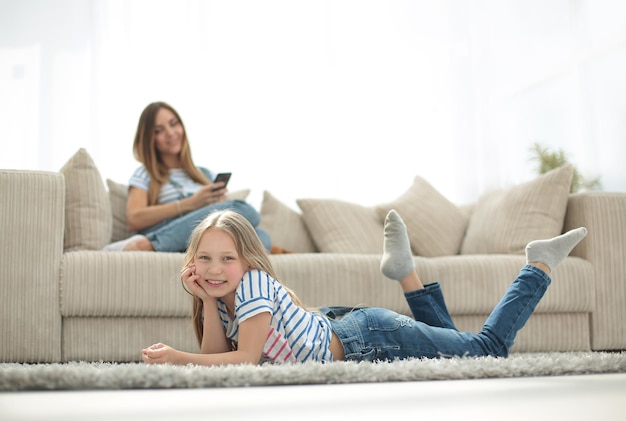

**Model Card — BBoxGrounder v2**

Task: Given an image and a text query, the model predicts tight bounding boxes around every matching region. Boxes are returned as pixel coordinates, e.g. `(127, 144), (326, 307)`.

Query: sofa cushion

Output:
(60, 148), (112, 251)
(107, 179), (133, 242)
(106, 178), (250, 243)
(376, 176), (468, 257)
(269, 253), (593, 315)
(61, 251), (188, 317)
(258, 191), (317, 253)
(461, 164), (574, 255)
(224, 189), (251, 202)
(297, 198), (384, 254)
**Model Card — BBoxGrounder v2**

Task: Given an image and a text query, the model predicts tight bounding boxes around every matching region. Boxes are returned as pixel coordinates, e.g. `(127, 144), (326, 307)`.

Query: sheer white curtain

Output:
(1, 0), (624, 210)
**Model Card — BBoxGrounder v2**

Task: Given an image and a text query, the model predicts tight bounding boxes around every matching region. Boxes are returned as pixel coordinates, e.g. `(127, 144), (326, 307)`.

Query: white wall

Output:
(1, 0), (624, 210)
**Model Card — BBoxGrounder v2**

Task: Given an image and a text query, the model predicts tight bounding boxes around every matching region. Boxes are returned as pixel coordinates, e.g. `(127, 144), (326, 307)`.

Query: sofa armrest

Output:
(564, 191), (626, 350)
(0, 170), (65, 362)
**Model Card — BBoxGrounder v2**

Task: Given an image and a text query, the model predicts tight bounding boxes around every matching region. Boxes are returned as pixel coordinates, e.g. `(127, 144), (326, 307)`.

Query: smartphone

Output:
(211, 172), (231, 191)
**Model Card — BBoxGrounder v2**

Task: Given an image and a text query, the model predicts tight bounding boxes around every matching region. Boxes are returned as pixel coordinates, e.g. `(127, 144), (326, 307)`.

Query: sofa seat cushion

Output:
(269, 253), (593, 316)
(61, 249), (592, 325)
(61, 251), (190, 317)
(427, 255), (594, 314)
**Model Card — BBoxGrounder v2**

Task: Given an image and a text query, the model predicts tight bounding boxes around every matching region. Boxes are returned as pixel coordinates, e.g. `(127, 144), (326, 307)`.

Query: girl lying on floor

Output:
(142, 209), (587, 365)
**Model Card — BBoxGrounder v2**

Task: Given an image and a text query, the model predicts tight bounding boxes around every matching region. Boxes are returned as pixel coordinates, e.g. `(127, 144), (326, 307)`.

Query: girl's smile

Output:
(204, 279), (227, 288)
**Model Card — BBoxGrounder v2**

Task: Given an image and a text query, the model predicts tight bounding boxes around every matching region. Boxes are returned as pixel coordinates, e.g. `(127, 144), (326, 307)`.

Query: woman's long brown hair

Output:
(133, 101), (210, 205)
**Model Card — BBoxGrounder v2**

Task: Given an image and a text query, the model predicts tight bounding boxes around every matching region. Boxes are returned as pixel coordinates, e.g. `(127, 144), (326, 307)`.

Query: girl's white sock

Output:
(525, 227), (588, 272)
(380, 210), (415, 281)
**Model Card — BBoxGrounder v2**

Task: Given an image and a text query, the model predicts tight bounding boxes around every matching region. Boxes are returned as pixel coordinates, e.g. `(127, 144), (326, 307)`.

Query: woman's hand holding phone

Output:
(187, 172), (231, 209)
(211, 172), (231, 192)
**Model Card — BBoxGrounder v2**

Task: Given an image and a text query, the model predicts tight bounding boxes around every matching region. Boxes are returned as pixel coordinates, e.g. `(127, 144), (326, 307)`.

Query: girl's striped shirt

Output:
(217, 270), (334, 363)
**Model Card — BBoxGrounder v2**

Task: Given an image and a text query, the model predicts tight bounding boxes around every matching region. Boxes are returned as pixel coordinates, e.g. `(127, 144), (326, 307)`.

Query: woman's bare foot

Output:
(123, 236), (154, 251)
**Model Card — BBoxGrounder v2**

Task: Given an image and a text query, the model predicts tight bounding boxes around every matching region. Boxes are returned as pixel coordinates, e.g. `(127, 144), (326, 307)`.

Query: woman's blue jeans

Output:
(139, 200), (271, 253)
(324, 265), (550, 361)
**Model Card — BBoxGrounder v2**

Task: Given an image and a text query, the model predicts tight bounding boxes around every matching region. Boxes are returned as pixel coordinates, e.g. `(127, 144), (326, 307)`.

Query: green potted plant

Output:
(530, 143), (601, 193)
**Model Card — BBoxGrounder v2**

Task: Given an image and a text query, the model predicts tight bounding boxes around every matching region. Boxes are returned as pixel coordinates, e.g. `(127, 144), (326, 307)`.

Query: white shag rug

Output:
(1, 351), (625, 391)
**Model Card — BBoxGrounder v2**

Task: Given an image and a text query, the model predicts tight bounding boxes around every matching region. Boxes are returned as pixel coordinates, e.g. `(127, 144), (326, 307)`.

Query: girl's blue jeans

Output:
(324, 265), (550, 361)
(139, 200), (271, 253)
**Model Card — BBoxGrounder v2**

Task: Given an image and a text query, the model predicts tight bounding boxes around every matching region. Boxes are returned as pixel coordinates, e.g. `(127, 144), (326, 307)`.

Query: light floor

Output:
(1, 373), (625, 421)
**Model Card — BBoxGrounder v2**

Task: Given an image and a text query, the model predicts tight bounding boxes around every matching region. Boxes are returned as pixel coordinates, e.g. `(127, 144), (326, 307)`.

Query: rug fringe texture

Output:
(1, 352), (625, 391)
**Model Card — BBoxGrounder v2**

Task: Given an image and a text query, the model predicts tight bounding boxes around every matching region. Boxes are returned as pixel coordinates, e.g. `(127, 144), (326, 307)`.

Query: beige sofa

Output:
(1, 149), (625, 363)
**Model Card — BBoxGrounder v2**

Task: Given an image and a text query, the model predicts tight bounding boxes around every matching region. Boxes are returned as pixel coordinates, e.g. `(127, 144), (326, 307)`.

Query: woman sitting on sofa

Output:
(105, 101), (271, 253)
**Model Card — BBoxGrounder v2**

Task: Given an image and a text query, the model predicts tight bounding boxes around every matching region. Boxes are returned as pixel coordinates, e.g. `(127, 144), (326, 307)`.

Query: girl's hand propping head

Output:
(181, 264), (210, 300)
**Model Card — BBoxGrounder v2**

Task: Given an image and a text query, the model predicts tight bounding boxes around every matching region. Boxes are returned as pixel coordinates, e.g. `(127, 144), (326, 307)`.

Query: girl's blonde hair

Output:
(132, 101), (210, 205)
(183, 210), (307, 347)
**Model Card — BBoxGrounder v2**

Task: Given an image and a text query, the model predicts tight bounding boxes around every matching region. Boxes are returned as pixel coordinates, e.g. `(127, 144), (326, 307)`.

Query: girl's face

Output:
(193, 228), (249, 301)
(153, 107), (184, 159)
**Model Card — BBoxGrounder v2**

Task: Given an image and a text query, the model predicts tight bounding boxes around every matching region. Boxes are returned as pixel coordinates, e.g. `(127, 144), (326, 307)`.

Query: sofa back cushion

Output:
(461, 164), (574, 255)
(60, 148), (112, 251)
(107, 179), (133, 242)
(297, 198), (384, 254)
(258, 191), (317, 253)
(376, 176), (469, 257)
